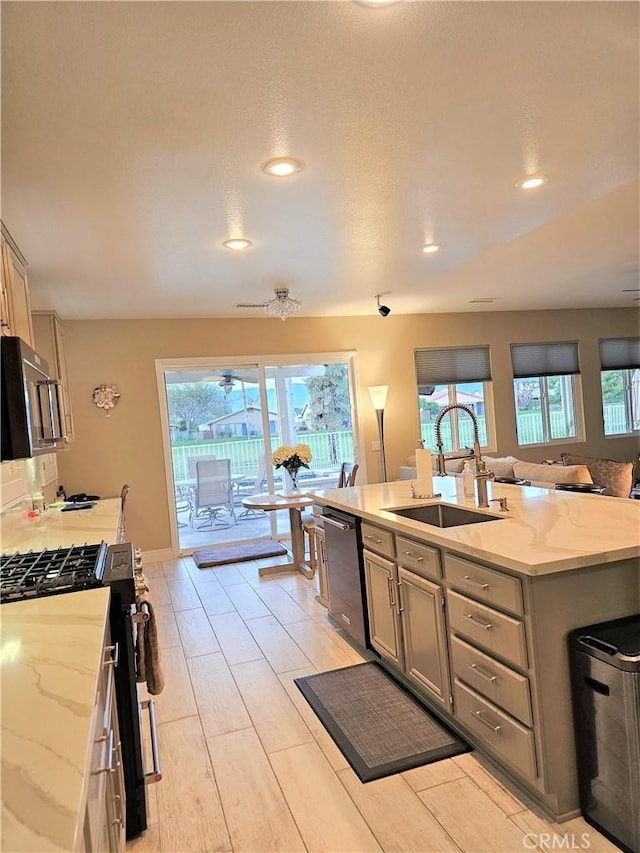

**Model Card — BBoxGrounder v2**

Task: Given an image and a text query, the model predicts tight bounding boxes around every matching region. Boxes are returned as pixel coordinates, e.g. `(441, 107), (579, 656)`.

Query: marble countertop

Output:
(1, 497), (122, 554)
(308, 478), (640, 576)
(1, 587), (111, 851)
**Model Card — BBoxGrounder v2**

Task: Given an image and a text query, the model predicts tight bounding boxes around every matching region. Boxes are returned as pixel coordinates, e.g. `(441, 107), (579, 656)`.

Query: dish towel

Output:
(135, 588), (165, 695)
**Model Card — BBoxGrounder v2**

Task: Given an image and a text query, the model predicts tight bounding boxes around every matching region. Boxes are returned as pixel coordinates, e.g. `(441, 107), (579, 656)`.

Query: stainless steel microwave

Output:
(1, 336), (66, 460)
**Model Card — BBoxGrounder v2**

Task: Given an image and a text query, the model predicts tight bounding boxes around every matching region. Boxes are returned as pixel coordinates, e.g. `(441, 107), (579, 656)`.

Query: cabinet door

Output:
(0, 254), (11, 336)
(399, 567), (451, 709)
(32, 312), (75, 444)
(363, 549), (403, 667)
(2, 240), (33, 346)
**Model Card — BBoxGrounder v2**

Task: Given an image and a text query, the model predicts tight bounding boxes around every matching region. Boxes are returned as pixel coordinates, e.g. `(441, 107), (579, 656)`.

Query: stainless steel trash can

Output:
(569, 615), (640, 853)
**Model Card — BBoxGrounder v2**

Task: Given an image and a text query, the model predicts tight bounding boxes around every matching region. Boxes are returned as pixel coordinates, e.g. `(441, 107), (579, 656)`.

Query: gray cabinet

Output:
(363, 549), (403, 667)
(398, 567), (451, 709)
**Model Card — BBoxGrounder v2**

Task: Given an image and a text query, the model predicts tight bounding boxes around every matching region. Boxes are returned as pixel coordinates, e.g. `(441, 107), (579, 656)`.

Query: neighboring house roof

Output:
(205, 405), (278, 427)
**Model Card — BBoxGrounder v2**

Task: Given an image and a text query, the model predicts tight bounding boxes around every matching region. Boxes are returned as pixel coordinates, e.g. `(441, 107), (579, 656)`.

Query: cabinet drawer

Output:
(448, 590), (528, 670)
(395, 536), (441, 579)
(361, 523), (395, 559)
(450, 635), (533, 726)
(444, 554), (523, 616)
(454, 678), (537, 781)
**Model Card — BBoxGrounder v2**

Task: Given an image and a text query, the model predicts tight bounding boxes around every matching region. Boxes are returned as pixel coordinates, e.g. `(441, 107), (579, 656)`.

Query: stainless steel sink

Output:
(383, 503), (503, 528)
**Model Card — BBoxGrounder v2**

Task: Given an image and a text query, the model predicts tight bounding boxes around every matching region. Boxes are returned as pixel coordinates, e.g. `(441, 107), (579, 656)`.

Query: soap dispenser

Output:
(462, 460), (474, 499)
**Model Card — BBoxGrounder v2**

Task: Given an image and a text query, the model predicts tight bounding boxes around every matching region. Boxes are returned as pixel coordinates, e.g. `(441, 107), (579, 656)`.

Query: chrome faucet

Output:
(433, 403), (493, 508)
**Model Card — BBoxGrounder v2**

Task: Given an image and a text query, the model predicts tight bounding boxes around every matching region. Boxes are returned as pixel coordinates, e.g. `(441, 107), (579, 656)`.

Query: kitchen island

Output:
(309, 477), (640, 822)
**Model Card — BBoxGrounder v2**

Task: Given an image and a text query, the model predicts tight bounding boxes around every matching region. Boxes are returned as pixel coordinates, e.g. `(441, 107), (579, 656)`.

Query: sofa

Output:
(399, 451), (636, 498)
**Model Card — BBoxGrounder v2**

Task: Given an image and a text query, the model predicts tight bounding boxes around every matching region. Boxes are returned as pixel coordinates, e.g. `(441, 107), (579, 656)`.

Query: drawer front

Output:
(454, 678), (537, 781)
(395, 536), (441, 579)
(444, 554), (523, 616)
(450, 635), (533, 726)
(361, 523), (395, 559)
(448, 590), (528, 670)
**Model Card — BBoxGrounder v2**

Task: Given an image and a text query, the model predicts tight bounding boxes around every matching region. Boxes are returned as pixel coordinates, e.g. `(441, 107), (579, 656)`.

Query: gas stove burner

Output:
(0, 542), (109, 602)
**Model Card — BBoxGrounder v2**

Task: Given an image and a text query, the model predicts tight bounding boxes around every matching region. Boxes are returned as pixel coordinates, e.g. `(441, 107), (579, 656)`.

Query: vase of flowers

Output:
(272, 443), (312, 496)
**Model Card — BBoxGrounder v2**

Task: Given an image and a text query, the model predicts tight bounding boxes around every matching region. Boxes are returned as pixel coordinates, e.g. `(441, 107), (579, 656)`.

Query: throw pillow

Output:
(513, 461), (593, 485)
(560, 453), (634, 498)
(482, 456), (518, 478)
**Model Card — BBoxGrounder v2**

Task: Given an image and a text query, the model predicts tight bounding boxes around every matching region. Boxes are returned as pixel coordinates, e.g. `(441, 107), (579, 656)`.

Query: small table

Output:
(240, 492), (314, 579)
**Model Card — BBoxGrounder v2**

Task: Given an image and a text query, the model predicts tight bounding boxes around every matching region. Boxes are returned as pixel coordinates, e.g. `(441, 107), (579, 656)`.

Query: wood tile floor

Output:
(127, 556), (618, 853)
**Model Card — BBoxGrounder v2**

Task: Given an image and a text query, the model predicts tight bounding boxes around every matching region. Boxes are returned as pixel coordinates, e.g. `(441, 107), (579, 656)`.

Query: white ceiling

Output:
(2, 1), (639, 321)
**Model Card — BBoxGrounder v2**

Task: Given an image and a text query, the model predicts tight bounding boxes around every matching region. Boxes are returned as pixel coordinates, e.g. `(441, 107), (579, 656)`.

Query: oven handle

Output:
(141, 698), (162, 783)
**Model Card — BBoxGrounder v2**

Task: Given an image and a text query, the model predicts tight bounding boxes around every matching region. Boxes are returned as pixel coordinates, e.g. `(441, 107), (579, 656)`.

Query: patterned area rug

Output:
(192, 541), (288, 567)
(295, 661), (470, 782)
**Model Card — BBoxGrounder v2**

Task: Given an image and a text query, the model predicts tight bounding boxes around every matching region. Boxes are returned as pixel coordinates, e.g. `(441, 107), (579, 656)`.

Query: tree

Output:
(166, 383), (229, 438)
(601, 370), (624, 402)
(305, 364), (351, 464)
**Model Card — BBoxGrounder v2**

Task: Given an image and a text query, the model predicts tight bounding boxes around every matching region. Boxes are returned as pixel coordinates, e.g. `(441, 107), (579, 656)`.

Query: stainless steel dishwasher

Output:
(320, 507), (369, 650)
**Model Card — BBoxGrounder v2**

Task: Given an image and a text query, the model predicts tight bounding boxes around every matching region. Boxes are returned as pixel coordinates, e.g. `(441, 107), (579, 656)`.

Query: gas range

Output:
(0, 542), (109, 602)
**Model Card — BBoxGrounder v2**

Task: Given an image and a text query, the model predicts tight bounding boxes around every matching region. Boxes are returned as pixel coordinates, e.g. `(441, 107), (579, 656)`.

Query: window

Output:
(511, 341), (581, 445)
(415, 346), (494, 453)
(599, 338), (640, 436)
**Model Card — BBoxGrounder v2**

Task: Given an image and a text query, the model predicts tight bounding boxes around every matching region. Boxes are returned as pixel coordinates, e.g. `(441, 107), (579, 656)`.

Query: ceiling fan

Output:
(235, 287), (301, 320)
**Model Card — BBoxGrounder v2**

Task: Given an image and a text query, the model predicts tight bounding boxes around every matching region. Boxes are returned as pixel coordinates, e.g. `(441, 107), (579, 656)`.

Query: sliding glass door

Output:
(157, 353), (360, 554)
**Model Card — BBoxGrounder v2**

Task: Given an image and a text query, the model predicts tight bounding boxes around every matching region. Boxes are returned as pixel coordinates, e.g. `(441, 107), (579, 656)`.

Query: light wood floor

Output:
(127, 555), (619, 853)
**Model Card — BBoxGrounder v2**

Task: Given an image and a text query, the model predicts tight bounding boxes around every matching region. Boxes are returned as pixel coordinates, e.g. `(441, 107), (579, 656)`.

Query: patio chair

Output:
(187, 454), (217, 480)
(303, 462), (358, 572)
(193, 459), (237, 529)
(237, 454), (268, 519)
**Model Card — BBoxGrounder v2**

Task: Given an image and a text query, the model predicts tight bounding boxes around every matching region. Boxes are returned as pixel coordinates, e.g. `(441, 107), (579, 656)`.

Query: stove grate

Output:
(0, 542), (108, 602)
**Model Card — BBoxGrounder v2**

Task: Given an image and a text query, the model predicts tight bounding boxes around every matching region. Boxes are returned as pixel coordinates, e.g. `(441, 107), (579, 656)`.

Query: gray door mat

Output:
(295, 661), (470, 782)
(192, 540), (288, 567)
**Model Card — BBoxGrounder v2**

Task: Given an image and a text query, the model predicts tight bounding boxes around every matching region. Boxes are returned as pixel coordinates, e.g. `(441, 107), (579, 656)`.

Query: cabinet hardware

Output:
(468, 662), (498, 682)
(403, 550), (424, 562)
(103, 642), (120, 668)
(387, 576), (396, 607)
(365, 534), (383, 544)
(463, 575), (490, 590)
(92, 729), (115, 774)
(473, 709), (502, 733)
(465, 613), (493, 630)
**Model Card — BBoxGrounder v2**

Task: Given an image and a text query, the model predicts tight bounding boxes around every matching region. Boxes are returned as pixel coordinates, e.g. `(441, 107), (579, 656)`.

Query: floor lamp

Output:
(368, 385), (389, 482)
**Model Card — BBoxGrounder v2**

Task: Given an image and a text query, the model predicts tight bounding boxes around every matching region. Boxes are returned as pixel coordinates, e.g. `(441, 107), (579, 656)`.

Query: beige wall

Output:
(57, 307), (639, 551)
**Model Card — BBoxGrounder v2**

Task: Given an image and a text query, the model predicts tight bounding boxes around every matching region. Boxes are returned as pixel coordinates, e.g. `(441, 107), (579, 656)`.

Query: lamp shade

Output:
(368, 385), (389, 410)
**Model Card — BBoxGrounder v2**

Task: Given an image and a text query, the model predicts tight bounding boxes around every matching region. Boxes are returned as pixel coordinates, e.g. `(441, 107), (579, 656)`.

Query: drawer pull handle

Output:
(365, 535), (383, 544)
(463, 575), (490, 591)
(473, 709), (502, 733)
(465, 613), (493, 630)
(387, 576), (396, 607)
(104, 642), (120, 668)
(403, 551), (424, 562)
(468, 662), (498, 683)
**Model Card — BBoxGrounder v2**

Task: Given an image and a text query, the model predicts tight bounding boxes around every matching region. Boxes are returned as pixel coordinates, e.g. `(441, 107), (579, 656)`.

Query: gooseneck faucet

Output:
(433, 403), (493, 508)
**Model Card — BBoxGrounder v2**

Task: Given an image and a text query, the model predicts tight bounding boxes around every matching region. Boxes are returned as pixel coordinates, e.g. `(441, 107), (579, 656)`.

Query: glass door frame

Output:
(156, 351), (364, 557)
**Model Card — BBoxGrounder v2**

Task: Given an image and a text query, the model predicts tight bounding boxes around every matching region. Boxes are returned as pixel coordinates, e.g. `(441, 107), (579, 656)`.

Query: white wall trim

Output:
(142, 547), (174, 563)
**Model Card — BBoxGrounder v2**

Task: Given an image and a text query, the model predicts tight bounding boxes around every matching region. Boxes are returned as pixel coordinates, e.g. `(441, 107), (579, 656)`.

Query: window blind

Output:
(415, 346), (492, 387)
(510, 341), (579, 378)
(599, 337), (640, 370)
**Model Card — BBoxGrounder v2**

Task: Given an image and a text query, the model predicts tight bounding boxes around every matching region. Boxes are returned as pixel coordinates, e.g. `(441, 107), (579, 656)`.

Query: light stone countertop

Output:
(1, 587), (111, 852)
(1, 497), (122, 554)
(308, 477), (640, 575)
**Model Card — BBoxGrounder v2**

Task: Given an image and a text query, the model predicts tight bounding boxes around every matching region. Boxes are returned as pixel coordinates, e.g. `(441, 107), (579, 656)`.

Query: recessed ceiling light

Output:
(421, 243), (442, 254)
(516, 174), (549, 190)
(222, 238), (252, 250)
(262, 157), (304, 177)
